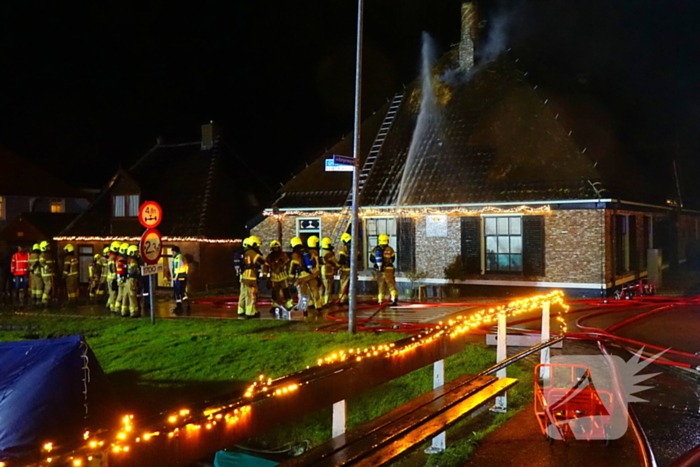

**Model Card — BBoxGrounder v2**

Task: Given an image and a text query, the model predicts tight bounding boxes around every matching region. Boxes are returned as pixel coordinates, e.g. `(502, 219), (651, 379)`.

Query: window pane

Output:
(510, 236), (522, 254)
(128, 195), (140, 216)
(387, 218), (396, 234)
(509, 218), (522, 235)
(486, 253), (497, 271)
(497, 217), (509, 235)
(79, 246), (92, 254)
(498, 254), (510, 270)
(485, 218), (497, 235)
(486, 236), (497, 254)
(497, 236), (510, 253)
(113, 196), (125, 217)
(511, 255), (523, 271)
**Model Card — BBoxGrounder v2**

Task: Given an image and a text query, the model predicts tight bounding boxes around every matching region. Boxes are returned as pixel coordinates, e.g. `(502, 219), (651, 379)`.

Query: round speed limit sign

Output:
(139, 228), (163, 265)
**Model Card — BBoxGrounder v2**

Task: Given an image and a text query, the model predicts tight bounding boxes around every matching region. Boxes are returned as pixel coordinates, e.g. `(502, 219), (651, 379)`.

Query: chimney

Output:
(459, 2), (478, 70)
(201, 121), (220, 150)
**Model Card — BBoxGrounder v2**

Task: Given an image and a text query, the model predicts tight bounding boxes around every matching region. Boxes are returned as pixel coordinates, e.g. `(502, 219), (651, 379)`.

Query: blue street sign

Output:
(333, 154), (357, 166)
(325, 159), (353, 172)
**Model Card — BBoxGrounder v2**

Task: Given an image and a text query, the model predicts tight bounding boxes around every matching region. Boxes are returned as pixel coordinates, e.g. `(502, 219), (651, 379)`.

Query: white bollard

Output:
(492, 311), (507, 413)
(332, 400), (346, 438)
(540, 301), (551, 381)
(425, 360), (446, 454)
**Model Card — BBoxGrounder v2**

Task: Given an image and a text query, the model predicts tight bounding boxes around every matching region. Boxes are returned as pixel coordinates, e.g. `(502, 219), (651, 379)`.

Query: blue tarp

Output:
(0, 335), (115, 460)
(214, 451), (280, 467)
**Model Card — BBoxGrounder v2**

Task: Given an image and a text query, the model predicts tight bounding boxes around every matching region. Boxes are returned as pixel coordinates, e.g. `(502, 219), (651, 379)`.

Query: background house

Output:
(56, 123), (274, 290)
(251, 2), (700, 298)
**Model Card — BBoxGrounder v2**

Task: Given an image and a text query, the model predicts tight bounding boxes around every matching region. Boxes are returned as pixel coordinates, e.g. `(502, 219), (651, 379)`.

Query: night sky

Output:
(2, 0), (700, 201)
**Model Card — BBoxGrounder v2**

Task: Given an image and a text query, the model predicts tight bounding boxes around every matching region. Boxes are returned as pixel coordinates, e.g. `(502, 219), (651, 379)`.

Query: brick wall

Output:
(545, 210), (605, 284)
(413, 215), (461, 279)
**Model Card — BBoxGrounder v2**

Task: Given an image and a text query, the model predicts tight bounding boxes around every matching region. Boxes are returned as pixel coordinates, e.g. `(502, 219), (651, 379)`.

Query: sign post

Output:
(138, 201), (163, 324)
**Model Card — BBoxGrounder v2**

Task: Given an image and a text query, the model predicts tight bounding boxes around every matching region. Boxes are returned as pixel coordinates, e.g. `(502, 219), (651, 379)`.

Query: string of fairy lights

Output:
(9, 291), (567, 467)
(263, 204), (552, 219)
(52, 236), (242, 244)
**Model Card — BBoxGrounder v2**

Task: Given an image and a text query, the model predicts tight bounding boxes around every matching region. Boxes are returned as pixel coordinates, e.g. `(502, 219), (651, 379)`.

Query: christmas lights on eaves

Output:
(263, 205), (551, 219)
(52, 236), (242, 244)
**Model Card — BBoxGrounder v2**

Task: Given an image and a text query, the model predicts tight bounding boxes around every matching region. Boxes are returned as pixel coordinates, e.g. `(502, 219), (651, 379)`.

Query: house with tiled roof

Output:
(56, 123), (273, 291)
(0, 146), (89, 235)
(252, 2), (700, 298)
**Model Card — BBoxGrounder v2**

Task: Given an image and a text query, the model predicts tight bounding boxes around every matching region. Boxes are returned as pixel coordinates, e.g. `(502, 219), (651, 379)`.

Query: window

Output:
(296, 218), (321, 246)
(0, 196), (4, 220)
(484, 216), (523, 273)
(113, 195), (140, 217)
(50, 199), (65, 213)
(365, 217), (397, 268)
(157, 246), (175, 288)
(615, 215), (630, 274)
(78, 245), (93, 283)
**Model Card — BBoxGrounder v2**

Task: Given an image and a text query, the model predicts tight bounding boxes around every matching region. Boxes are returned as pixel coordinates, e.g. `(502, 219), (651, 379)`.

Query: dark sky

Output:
(2, 0), (700, 199)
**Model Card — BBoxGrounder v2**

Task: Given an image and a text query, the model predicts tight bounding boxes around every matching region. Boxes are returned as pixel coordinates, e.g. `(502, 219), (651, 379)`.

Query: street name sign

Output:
(325, 159), (353, 172)
(332, 154), (357, 166)
(138, 201), (163, 229)
(139, 228), (163, 265)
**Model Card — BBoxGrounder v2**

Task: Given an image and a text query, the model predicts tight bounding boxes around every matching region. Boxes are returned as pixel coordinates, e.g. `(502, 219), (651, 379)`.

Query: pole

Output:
(149, 274), (156, 325)
(492, 311), (507, 412)
(348, 0), (364, 334)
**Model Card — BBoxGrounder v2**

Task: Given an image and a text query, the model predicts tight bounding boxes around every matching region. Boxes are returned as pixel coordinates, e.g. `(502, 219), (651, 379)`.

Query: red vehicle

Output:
(614, 278), (656, 300)
(534, 364), (613, 444)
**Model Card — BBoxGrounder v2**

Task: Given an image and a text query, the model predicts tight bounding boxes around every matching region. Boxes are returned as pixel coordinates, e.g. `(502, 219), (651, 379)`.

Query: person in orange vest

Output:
(63, 244), (79, 305)
(38, 241), (55, 306)
(28, 243), (42, 305)
(10, 245), (29, 306)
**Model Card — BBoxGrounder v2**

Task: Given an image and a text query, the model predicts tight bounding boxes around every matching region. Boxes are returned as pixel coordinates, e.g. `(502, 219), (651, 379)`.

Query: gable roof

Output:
(0, 146), (86, 199)
(61, 139), (273, 239)
(0, 212), (79, 242)
(276, 51), (665, 209)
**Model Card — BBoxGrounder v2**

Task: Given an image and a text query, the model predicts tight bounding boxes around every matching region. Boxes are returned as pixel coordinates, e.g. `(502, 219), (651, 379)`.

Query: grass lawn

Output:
(0, 312), (534, 465)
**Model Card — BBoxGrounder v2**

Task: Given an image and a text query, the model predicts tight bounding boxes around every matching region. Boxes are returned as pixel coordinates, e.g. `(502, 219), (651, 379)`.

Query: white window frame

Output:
(364, 216), (398, 269)
(482, 214), (523, 274)
(296, 217), (322, 236)
(113, 194), (140, 218)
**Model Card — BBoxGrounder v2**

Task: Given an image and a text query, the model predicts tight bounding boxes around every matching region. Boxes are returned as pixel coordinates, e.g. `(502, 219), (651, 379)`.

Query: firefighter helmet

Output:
(94, 253), (101, 260)
(307, 235), (319, 248)
(64, 244), (75, 253)
(290, 237), (303, 248)
(378, 234), (390, 245)
(341, 233), (352, 243)
(103, 247), (110, 255)
(39, 241), (50, 252)
(110, 241), (121, 252)
(127, 245), (138, 256)
(270, 240), (281, 248)
(242, 237), (250, 248)
(119, 242), (129, 254)
(248, 236), (262, 248)
(321, 237), (333, 249)
(32, 243), (40, 251)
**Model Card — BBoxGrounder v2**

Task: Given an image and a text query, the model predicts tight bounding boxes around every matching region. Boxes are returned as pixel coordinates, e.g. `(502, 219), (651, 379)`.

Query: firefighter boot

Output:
(171, 303), (183, 316)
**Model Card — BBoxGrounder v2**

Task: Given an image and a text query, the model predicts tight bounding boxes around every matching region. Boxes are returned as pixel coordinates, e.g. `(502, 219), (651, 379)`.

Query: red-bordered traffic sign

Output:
(138, 201), (163, 229)
(139, 228), (163, 265)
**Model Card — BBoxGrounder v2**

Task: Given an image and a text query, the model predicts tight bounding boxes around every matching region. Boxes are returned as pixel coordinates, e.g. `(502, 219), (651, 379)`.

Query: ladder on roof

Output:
(329, 91), (404, 246)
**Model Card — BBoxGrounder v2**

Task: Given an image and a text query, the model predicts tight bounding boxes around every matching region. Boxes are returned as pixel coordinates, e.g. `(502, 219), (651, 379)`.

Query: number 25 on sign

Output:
(140, 229), (163, 265)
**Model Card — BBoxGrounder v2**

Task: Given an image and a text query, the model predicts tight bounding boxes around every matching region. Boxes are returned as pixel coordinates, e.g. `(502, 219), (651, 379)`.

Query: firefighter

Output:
(38, 241), (55, 306)
(170, 246), (190, 315)
(10, 245), (29, 306)
(238, 236), (266, 318)
(29, 243), (42, 305)
(63, 244), (79, 304)
(306, 235), (323, 309)
(370, 234), (398, 306)
(97, 247), (110, 300)
(264, 239), (293, 313)
(106, 241), (121, 312)
(88, 253), (103, 302)
(114, 242), (129, 314)
(123, 245), (141, 317)
(320, 237), (340, 307)
(288, 236), (318, 314)
(337, 233), (352, 304)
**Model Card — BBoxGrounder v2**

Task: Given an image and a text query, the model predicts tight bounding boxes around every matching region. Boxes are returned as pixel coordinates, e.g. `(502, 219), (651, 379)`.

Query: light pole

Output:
(348, 0), (364, 334)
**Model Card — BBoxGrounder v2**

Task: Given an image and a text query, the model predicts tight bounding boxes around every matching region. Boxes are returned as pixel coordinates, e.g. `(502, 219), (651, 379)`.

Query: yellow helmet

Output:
(94, 253), (101, 260)
(290, 237), (303, 248)
(64, 244), (75, 253)
(127, 244), (139, 256)
(32, 243), (40, 251)
(341, 233), (352, 243)
(270, 240), (281, 248)
(378, 234), (390, 245)
(103, 247), (110, 255)
(248, 235), (261, 248)
(321, 237), (333, 249)
(39, 240), (50, 252)
(307, 235), (319, 248)
(119, 242), (129, 254)
(110, 241), (121, 252)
